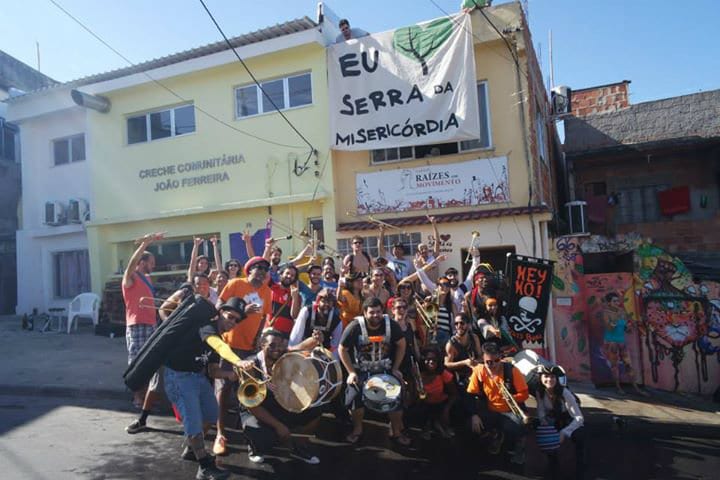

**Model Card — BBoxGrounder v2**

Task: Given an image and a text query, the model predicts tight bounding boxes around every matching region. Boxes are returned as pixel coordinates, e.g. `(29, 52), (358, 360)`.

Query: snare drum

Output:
(271, 347), (342, 413)
(362, 374), (403, 413)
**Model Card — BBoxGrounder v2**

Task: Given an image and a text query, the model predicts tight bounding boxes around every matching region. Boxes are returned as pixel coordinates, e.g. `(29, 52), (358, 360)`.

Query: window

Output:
(616, 184), (669, 224)
(235, 72), (312, 118)
(53, 250), (90, 299)
(372, 81), (492, 164)
(127, 104), (195, 145)
(145, 235), (220, 272)
(52, 134), (85, 166)
(337, 232), (423, 258)
(0, 119), (19, 162)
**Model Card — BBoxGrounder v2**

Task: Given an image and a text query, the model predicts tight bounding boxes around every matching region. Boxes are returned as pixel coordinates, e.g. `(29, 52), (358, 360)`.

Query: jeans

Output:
(164, 367), (218, 437)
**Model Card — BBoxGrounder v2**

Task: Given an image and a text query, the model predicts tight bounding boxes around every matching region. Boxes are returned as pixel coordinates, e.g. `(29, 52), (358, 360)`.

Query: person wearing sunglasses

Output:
(224, 259), (242, 280)
(342, 236), (372, 276)
(467, 342), (529, 465)
(214, 256), (273, 456)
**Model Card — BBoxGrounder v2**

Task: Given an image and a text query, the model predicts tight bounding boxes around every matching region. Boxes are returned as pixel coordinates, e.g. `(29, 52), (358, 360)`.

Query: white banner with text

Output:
(356, 157), (509, 214)
(328, 14), (479, 151)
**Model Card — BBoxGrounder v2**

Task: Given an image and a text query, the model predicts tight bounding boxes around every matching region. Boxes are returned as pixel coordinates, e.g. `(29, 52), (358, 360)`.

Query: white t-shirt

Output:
(387, 253), (414, 281)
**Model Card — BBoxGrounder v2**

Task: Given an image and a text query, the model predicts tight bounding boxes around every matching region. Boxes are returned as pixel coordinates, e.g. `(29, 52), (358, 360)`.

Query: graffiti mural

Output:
(550, 237), (591, 381)
(585, 273), (644, 388)
(551, 234), (719, 395)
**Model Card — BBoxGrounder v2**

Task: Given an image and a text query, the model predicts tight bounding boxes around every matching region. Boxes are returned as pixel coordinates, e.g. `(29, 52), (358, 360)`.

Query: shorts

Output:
(126, 324), (156, 365)
(164, 367), (218, 437)
(241, 394), (321, 454)
(215, 348), (255, 394)
(602, 342), (633, 372)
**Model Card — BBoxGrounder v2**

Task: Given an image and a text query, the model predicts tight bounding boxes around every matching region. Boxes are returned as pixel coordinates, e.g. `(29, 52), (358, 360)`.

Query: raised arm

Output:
(429, 216), (441, 257)
(378, 225), (387, 257)
(210, 235), (222, 271)
(243, 228), (256, 258)
(123, 232), (163, 289)
(187, 236), (203, 282)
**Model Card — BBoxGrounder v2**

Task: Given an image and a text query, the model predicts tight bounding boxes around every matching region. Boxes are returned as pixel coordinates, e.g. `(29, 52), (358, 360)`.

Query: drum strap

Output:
(355, 316), (392, 372)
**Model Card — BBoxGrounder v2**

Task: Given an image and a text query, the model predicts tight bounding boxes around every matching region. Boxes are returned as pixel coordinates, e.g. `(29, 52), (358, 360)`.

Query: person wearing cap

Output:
(289, 288), (343, 352)
(534, 364), (586, 479)
(162, 296), (253, 480)
(378, 225), (415, 282)
(338, 271), (364, 328)
(214, 256), (273, 455)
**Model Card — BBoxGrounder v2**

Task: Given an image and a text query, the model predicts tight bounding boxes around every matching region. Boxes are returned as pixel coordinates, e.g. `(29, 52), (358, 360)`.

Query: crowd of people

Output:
(122, 222), (586, 480)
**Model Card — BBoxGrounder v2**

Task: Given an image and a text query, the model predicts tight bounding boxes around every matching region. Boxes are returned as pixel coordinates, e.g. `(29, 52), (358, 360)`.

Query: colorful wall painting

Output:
(584, 273), (644, 387)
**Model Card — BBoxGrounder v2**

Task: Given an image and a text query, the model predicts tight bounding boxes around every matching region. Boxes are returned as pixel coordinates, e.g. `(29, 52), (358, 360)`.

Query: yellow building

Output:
(331, 3), (558, 276)
(76, 18), (335, 300)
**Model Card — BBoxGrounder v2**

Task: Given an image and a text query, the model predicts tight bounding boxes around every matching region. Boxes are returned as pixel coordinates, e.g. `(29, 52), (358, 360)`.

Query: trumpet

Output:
(482, 361), (529, 425)
(138, 296), (181, 311)
(234, 363), (271, 408)
(465, 230), (481, 263)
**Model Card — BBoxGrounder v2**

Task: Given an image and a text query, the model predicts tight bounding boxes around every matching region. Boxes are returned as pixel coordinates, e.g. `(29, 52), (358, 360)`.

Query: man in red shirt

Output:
(267, 265), (302, 334)
(123, 232), (162, 433)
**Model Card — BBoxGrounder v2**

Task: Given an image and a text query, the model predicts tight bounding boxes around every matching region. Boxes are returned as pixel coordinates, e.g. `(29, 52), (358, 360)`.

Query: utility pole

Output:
(36, 41), (41, 72)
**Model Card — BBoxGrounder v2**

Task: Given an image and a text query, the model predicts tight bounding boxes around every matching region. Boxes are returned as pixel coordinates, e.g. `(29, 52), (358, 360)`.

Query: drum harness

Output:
(353, 315), (393, 373)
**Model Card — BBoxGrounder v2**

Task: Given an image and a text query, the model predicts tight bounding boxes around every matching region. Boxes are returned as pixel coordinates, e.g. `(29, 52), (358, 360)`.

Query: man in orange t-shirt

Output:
(212, 256), (272, 456)
(467, 342), (529, 464)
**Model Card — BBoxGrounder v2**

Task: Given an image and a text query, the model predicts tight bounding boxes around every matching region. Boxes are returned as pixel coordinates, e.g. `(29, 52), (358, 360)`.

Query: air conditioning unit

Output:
(67, 198), (90, 223)
(565, 200), (588, 235)
(44, 201), (66, 226)
(551, 85), (572, 116)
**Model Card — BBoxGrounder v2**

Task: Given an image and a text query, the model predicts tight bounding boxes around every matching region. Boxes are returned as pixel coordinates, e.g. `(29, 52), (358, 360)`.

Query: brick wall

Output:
(571, 81), (631, 117)
(574, 147), (720, 253)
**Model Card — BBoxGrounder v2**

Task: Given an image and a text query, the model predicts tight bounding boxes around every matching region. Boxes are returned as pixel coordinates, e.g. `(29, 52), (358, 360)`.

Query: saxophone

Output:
(483, 361), (529, 425)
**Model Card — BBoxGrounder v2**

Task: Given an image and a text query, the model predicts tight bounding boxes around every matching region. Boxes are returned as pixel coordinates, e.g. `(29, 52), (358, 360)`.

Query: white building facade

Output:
(7, 86), (91, 315)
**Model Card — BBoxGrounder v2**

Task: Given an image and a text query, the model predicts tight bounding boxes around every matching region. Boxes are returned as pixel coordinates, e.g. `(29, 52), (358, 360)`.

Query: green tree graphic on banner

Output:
(392, 18), (454, 75)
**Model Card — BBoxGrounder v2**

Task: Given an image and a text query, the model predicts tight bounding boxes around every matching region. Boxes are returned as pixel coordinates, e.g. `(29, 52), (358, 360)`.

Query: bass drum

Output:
(362, 374), (403, 413)
(272, 347), (342, 413)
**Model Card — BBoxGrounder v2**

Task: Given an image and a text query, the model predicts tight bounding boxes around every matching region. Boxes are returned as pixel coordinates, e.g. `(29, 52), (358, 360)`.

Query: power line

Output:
(198, 0), (316, 155)
(427, 1), (535, 255)
(48, 0), (308, 150)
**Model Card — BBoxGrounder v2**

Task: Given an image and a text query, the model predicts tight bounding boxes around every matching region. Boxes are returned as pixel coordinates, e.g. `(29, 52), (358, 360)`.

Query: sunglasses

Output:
(394, 305), (407, 310)
(438, 283), (450, 287)
(352, 241), (363, 245)
(485, 359), (499, 365)
(228, 263), (240, 268)
(251, 265), (269, 272)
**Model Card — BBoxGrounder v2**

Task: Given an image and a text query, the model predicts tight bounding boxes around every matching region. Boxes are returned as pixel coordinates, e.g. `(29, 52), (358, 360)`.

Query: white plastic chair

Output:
(67, 293), (100, 333)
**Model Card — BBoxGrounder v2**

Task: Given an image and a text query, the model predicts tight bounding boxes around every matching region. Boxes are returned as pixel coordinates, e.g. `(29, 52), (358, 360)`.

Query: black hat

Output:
(218, 297), (247, 320)
(536, 364), (564, 376)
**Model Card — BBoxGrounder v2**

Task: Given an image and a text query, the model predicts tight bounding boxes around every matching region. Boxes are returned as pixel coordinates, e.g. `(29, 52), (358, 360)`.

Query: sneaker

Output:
(195, 463), (230, 480)
(488, 431), (504, 455)
(212, 435), (227, 456)
(290, 445), (320, 465)
(125, 419), (147, 434)
(181, 445), (196, 461)
(248, 449), (265, 464)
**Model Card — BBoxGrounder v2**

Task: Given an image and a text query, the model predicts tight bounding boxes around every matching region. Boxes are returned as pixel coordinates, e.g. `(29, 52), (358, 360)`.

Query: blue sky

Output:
(2, 0), (718, 103)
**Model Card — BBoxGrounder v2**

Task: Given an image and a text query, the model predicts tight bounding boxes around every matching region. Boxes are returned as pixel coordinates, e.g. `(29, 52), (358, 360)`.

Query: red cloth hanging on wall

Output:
(658, 186), (691, 215)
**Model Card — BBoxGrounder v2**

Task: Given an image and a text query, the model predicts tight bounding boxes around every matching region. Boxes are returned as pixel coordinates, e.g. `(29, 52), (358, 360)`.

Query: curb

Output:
(0, 384), (129, 401)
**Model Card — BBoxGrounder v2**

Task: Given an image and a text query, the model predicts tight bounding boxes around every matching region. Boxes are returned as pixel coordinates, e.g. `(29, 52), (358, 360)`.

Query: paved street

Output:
(0, 317), (719, 480)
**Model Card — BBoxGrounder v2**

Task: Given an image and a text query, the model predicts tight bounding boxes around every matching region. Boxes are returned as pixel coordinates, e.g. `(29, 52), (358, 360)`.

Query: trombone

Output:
(139, 296), (180, 311)
(346, 210), (407, 235)
(465, 230), (481, 263)
(271, 218), (342, 258)
(234, 363), (271, 408)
